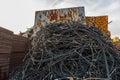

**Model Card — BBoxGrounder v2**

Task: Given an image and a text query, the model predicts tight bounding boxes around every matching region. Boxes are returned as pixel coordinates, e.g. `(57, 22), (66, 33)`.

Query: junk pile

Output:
(10, 21), (120, 80)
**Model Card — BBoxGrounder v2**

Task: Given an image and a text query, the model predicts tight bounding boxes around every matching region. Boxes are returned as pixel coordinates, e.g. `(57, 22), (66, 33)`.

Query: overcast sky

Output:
(0, 0), (120, 38)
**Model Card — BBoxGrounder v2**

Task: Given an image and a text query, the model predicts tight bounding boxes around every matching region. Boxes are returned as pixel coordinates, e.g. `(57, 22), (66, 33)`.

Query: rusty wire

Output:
(10, 21), (120, 80)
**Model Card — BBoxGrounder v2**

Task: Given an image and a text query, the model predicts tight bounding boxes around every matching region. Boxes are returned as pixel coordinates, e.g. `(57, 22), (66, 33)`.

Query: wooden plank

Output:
(0, 53), (9, 80)
(12, 47), (27, 52)
(0, 27), (13, 34)
(0, 39), (12, 46)
(0, 48), (12, 53)
(0, 32), (13, 40)
(0, 45), (12, 49)
(13, 35), (28, 42)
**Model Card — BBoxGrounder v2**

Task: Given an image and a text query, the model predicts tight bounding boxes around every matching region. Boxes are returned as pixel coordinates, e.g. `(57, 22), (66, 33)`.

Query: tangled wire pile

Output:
(11, 21), (120, 80)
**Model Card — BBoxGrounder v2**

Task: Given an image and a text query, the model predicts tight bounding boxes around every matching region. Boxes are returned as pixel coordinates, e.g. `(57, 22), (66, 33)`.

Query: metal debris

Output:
(10, 21), (120, 80)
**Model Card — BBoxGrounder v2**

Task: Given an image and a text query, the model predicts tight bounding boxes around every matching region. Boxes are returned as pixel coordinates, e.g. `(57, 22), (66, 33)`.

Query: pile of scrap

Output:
(0, 27), (13, 80)
(11, 21), (120, 80)
(0, 27), (29, 80)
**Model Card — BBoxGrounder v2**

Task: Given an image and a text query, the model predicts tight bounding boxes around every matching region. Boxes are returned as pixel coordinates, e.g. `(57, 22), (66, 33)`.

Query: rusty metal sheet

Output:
(86, 16), (108, 35)
(34, 7), (85, 30)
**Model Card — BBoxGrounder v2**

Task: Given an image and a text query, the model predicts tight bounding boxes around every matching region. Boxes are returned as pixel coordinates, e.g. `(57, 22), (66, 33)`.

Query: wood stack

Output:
(0, 27), (29, 79)
(86, 16), (109, 36)
(0, 27), (13, 80)
(10, 35), (29, 69)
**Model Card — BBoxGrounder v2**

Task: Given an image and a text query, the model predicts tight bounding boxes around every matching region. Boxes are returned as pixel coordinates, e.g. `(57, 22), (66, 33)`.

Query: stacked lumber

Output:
(0, 27), (13, 80)
(12, 35), (28, 52)
(86, 16), (109, 36)
(0, 27), (30, 79)
(10, 35), (29, 69)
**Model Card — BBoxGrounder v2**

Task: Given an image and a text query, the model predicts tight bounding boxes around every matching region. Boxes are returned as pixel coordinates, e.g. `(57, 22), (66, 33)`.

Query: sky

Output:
(0, 0), (120, 38)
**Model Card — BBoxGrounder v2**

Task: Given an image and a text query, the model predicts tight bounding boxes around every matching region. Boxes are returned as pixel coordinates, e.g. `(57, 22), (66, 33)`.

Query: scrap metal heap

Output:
(11, 21), (120, 80)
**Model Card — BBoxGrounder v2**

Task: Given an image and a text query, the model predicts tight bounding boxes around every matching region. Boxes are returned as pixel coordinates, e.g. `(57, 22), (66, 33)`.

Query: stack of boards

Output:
(0, 27), (29, 80)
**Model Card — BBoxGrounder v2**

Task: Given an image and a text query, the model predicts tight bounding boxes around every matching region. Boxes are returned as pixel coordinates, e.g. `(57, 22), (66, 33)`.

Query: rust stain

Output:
(34, 7), (85, 31)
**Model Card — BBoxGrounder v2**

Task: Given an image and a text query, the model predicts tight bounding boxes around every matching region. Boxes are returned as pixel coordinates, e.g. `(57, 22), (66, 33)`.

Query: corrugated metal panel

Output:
(34, 7), (85, 31)
(86, 16), (108, 35)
